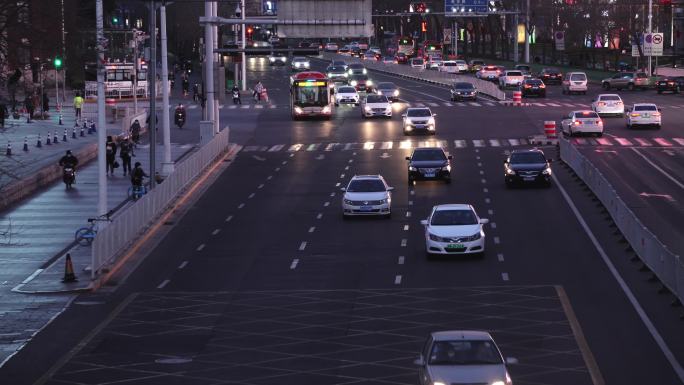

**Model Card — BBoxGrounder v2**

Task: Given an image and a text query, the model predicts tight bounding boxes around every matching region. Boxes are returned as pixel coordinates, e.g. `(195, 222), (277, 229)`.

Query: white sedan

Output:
(334, 86), (360, 106)
(361, 94), (392, 118)
(439, 60), (468, 73)
(341, 175), (393, 218)
(560, 110), (604, 137)
(627, 103), (662, 129)
(591, 93), (625, 116)
(421, 204), (488, 257)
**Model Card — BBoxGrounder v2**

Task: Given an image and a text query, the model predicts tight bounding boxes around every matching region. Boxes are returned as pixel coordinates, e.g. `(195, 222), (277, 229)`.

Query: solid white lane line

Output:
(477, 162), (482, 167)
(258, 184), (264, 189)
(299, 242), (307, 251)
(308, 227), (316, 233)
(238, 203), (245, 209)
(481, 179), (487, 184)
(490, 222), (497, 229)
(316, 213), (323, 219)
(196, 244), (205, 251)
(479, 170), (484, 175)
(157, 280), (170, 289)
(552, 172), (684, 382)
(353, 152), (357, 156)
(631, 148), (684, 189)
(290, 259), (299, 269)
(410, 190), (415, 195)
(348, 159), (354, 163)
(324, 202), (330, 207)
(340, 174), (345, 178)
(497, 253), (504, 262)
(275, 167), (280, 172)
(394, 275), (402, 285)
(401, 239), (407, 247)
(476, 155), (481, 160)
(225, 215), (233, 222)
(212, 229), (221, 235)
(501, 273), (509, 281)
(178, 261), (188, 269)
(248, 193), (255, 199)
(282, 160), (288, 165)
(494, 237), (500, 244)
(404, 225), (409, 231)
(398, 256), (405, 265)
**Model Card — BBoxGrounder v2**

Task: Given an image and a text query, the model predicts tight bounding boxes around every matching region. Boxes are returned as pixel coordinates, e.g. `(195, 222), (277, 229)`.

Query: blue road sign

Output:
(445, 0), (488, 13)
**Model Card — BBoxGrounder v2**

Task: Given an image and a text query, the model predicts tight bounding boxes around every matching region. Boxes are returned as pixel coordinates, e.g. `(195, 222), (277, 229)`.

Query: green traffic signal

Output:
(54, 57), (63, 69)
(112, 16), (119, 24)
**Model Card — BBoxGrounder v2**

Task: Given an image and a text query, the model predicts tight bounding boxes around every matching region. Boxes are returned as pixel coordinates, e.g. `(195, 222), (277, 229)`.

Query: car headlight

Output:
(343, 199), (353, 205)
(429, 233), (446, 242)
(322, 106), (331, 114)
(441, 165), (451, 172)
(393, 90), (400, 96)
(350, 80), (358, 86)
(269, 57), (275, 62)
(491, 381), (505, 385)
(470, 231), (482, 241)
(542, 167), (552, 175)
(409, 166), (417, 171)
(304, 63), (310, 67)
(377, 90), (383, 95)
(348, 69), (353, 75)
(364, 106), (372, 112)
(363, 69), (367, 74)
(428, 117), (435, 125)
(344, 73), (349, 78)
(380, 197), (389, 204)
(327, 73), (332, 77)
(432, 382), (446, 385)
(505, 167), (516, 175)
(294, 106), (304, 114)
(366, 80), (373, 86)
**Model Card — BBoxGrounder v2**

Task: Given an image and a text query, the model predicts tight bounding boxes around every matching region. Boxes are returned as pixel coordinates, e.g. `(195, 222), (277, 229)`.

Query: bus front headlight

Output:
(322, 106), (331, 114)
(294, 106), (304, 114)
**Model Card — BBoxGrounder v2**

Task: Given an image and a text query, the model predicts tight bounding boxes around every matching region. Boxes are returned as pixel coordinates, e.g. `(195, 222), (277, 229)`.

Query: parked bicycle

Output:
(128, 184), (148, 200)
(74, 212), (112, 246)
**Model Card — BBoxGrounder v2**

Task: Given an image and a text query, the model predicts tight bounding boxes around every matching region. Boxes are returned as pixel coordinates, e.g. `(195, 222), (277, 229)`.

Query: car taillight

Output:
(630, 113), (640, 117)
(652, 112), (661, 117)
(574, 121), (582, 125)
(524, 84), (531, 88)
(540, 84), (546, 88)
(598, 102), (606, 106)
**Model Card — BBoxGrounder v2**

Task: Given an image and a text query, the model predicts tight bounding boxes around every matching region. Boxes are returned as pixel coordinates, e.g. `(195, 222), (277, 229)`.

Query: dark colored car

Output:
(450, 82), (478, 101)
(521, 78), (546, 97)
(347, 63), (367, 76)
(656, 76), (684, 94)
(327, 66), (349, 83)
(406, 147), (452, 185)
(504, 149), (552, 188)
(376, 82), (399, 101)
(539, 68), (563, 84)
(395, 52), (409, 64)
(349, 74), (372, 92)
(350, 47), (363, 57)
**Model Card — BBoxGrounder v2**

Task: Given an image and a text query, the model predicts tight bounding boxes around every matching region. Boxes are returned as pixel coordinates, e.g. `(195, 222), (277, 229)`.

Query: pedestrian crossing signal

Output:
(54, 57), (63, 69)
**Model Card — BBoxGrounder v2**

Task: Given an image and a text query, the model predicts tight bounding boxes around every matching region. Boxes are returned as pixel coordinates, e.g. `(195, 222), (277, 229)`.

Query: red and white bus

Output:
(421, 41), (443, 59)
(290, 71), (333, 119)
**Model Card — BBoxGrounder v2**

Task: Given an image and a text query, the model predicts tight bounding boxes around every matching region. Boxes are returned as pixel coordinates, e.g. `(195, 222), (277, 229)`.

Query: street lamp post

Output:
(648, 0), (653, 75)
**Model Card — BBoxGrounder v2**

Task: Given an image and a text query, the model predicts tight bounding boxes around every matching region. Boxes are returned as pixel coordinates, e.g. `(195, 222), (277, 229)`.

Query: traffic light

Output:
(421, 21), (427, 33)
(53, 56), (63, 69)
(112, 16), (119, 24)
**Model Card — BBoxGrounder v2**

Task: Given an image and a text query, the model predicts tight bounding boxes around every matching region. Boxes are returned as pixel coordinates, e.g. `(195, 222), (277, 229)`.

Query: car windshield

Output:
(525, 79), (543, 85)
(570, 73), (587, 81)
(329, 67), (345, 73)
(428, 340), (502, 365)
(411, 149), (445, 161)
(516, 65), (530, 71)
(510, 152), (546, 164)
(350, 75), (368, 81)
(544, 68), (560, 74)
(366, 95), (387, 103)
(454, 82), (474, 90)
(347, 179), (385, 192)
(576, 111), (600, 118)
(634, 105), (657, 111)
(430, 210), (478, 226)
(378, 82), (396, 89)
(407, 109), (431, 117)
(412, 59), (424, 64)
(599, 95), (621, 101)
(443, 62), (457, 66)
(507, 71), (523, 76)
(333, 61), (345, 66)
(338, 87), (356, 93)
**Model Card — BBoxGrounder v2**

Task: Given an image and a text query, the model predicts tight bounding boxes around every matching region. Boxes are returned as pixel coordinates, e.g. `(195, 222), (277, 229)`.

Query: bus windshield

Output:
(293, 83), (329, 107)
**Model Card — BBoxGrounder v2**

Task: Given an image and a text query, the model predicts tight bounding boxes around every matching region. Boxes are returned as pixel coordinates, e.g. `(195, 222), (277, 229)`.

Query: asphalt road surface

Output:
(2, 57), (684, 385)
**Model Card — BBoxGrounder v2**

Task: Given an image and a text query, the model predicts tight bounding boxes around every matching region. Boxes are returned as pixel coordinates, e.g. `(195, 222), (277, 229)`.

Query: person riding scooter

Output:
(174, 103), (186, 129)
(59, 150), (79, 189)
(232, 85), (241, 105)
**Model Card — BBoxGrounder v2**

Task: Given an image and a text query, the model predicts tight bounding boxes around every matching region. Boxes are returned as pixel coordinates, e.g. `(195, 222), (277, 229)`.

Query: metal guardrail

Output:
(91, 128), (231, 278)
(321, 52), (506, 101)
(559, 137), (683, 302)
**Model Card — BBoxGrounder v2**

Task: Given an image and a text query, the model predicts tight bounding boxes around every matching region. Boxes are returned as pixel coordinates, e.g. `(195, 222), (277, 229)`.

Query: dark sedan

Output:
(521, 78), (546, 97)
(376, 82), (399, 101)
(656, 77), (684, 94)
(406, 147), (452, 185)
(539, 68), (563, 84)
(504, 149), (552, 187)
(349, 74), (372, 92)
(395, 52), (409, 64)
(450, 82), (478, 101)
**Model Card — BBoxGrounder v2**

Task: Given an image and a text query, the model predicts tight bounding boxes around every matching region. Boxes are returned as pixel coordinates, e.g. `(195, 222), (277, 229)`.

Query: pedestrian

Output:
(119, 137), (134, 176)
(130, 119), (141, 145)
(0, 101), (7, 128)
(131, 161), (148, 198)
(73, 92), (84, 120)
(253, 81), (264, 102)
(192, 83), (199, 102)
(42, 93), (50, 112)
(105, 136), (117, 175)
(24, 94), (34, 123)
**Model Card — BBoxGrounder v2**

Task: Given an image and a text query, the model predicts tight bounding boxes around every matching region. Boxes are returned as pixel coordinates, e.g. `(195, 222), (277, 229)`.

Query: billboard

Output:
(277, 0), (372, 38)
(445, 0), (488, 13)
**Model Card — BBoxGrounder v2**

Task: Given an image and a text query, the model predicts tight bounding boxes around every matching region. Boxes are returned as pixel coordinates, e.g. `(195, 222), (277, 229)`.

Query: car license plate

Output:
(533, 86), (539, 89)
(446, 244), (465, 250)
(643, 113), (649, 118)
(360, 206), (373, 211)
(424, 172), (435, 178)
(523, 176), (535, 181)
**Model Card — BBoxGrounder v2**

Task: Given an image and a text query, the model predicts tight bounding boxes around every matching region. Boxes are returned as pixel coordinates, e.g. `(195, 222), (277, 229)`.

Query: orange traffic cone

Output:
(62, 253), (77, 282)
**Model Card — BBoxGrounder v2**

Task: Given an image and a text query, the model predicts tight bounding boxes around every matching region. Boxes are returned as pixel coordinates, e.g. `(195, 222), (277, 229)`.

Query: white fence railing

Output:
(560, 137), (683, 302)
(320, 53), (506, 101)
(92, 128), (230, 277)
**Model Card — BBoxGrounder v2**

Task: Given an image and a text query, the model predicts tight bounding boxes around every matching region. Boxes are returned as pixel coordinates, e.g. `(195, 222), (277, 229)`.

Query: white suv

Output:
(341, 175), (393, 218)
(499, 70), (525, 89)
(562, 72), (588, 94)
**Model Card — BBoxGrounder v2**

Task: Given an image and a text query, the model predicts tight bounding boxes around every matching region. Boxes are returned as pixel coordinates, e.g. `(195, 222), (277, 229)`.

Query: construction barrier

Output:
(512, 91), (522, 104)
(544, 121), (557, 139)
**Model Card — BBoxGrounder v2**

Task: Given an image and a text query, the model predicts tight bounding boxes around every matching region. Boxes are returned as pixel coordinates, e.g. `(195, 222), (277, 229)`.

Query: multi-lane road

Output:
(2, 56), (684, 385)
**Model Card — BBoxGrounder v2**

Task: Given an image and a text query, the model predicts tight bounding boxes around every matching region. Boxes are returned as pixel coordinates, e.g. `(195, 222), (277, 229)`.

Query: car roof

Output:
(431, 330), (493, 341)
(406, 107), (431, 112)
(433, 204), (473, 212)
(511, 148), (545, 155)
(572, 110), (599, 115)
(351, 174), (383, 180)
(597, 94), (621, 98)
(412, 146), (444, 153)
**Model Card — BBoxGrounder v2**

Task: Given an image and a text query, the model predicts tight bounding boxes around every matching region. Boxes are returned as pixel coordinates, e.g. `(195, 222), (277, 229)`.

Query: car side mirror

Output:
(340, 187), (346, 191)
(387, 187), (395, 191)
(413, 358), (424, 366)
(548, 159), (553, 163)
(658, 108), (663, 112)
(447, 155), (453, 160)
(405, 156), (411, 161)
(420, 220), (428, 226)
(479, 218), (490, 224)
(432, 113), (437, 117)
(505, 357), (519, 365)
(503, 160), (508, 164)
(401, 114), (407, 118)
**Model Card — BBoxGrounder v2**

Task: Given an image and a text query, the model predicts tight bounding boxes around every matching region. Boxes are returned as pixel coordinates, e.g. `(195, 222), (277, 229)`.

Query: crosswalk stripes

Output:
(240, 136), (684, 154)
(188, 105), (198, 109)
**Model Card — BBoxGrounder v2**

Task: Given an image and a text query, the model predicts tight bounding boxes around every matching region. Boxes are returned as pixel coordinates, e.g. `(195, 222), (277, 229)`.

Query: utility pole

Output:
(524, 0), (530, 63)
(148, 1), (157, 189)
(648, 0), (653, 76)
(212, 1), (220, 134)
(132, 33), (139, 113)
(96, 0), (108, 217)
(241, 1), (247, 91)
(513, 9), (519, 62)
(161, 3), (173, 175)
(204, 1), (215, 126)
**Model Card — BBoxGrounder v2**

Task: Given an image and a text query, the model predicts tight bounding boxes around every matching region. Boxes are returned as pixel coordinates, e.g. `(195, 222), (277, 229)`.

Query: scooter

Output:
(63, 166), (75, 189)
(174, 108), (186, 129)
(232, 90), (241, 104)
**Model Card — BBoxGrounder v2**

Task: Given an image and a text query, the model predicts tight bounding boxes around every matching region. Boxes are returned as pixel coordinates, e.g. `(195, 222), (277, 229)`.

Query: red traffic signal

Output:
(421, 21), (427, 32)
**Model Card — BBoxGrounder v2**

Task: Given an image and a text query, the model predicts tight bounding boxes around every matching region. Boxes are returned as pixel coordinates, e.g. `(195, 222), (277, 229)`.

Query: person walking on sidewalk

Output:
(73, 93), (84, 120)
(130, 162), (149, 198)
(105, 136), (117, 176)
(253, 81), (264, 102)
(130, 119), (141, 145)
(119, 137), (134, 176)
(24, 94), (34, 123)
(192, 83), (199, 102)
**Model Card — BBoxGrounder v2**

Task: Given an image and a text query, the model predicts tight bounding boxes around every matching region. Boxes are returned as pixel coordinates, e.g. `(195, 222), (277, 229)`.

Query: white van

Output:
(410, 58), (425, 69)
(562, 72), (588, 94)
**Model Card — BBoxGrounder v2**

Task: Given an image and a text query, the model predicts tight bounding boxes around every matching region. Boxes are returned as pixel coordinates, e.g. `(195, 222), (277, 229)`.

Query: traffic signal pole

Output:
(524, 0), (530, 63)
(648, 0), (653, 75)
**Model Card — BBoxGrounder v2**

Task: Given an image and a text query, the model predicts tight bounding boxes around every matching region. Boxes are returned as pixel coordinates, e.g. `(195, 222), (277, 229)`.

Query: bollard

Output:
(72, 126), (77, 139)
(23, 137), (28, 151)
(6, 141), (11, 156)
(53, 130), (59, 144)
(63, 128), (68, 142)
(59, 113), (63, 125)
(80, 126), (85, 137)
(37, 134), (42, 148)
(544, 121), (557, 139)
(46, 132), (52, 145)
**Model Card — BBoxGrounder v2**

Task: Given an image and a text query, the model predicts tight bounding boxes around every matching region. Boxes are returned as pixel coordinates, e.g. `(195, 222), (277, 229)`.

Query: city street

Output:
(2, 57), (683, 385)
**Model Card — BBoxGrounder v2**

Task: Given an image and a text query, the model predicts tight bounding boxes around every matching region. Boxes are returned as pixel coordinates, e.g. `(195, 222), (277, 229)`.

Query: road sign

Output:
(643, 33), (664, 56)
(554, 31), (565, 51)
(445, 0), (488, 14)
(443, 28), (452, 44)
